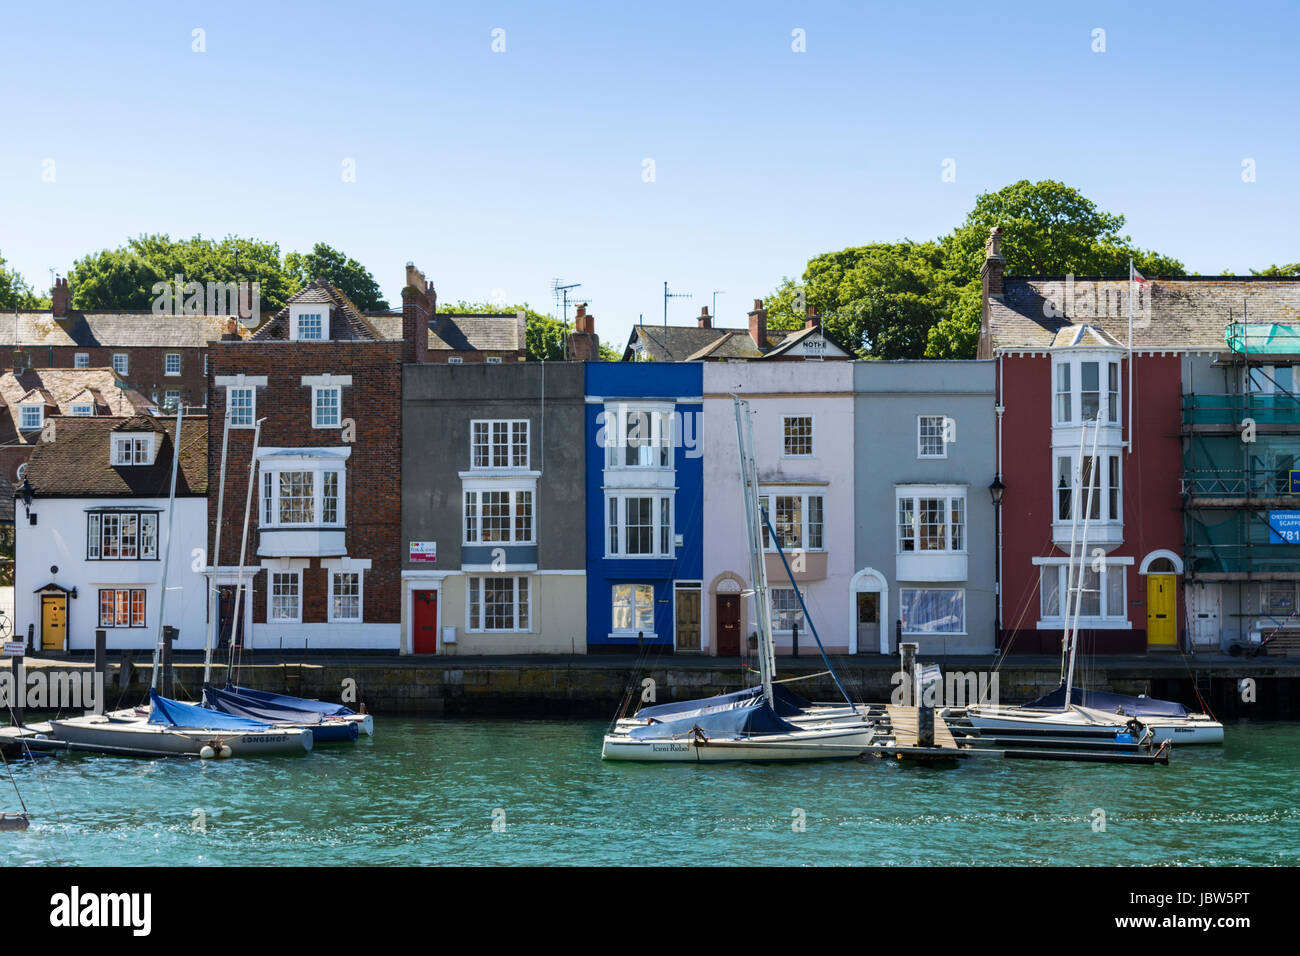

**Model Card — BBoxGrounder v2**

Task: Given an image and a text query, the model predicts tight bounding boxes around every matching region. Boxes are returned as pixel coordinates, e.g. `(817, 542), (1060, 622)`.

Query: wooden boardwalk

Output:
(883, 705), (964, 750)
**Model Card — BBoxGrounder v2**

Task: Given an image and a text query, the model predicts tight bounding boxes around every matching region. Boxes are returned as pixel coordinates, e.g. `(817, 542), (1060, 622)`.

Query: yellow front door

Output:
(1146, 574), (1176, 648)
(40, 595), (67, 652)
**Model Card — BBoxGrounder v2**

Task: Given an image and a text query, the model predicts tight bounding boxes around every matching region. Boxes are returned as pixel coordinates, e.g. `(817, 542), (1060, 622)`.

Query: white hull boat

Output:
(48, 714), (313, 756)
(965, 704), (1223, 746)
(602, 722), (876, 762)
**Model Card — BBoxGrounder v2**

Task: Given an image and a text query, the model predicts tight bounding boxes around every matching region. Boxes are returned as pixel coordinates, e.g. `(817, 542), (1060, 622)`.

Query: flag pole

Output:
(1127, 258), (1134, 457)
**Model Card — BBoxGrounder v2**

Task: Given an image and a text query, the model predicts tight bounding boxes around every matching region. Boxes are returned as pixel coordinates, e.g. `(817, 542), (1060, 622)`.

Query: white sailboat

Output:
(602, 397), (876, 762)
(966, 416), (1223, 746)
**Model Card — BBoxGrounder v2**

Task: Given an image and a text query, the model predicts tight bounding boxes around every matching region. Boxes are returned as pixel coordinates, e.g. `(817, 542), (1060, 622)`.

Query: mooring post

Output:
(11, 654), (23, 727)
(25, 623), (34, 655)
(899, 642), (917, 707)
(792, 621), (799, 658)
(94, 630), (106, 714)
(161, 626), (177, 699)
(917, 660), (936, 749)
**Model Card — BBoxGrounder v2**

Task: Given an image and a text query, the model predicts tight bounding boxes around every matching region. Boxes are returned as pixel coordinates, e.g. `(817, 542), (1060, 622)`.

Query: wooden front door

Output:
(217, 585), (246, 650)
(413, 590), (438, 654)
(40, 594), (67, 652)
(856, 591), (880, 653)
(1147, 574), (1177, 647)
(675, 586), (701, 652)
(716, 594), (741, 656)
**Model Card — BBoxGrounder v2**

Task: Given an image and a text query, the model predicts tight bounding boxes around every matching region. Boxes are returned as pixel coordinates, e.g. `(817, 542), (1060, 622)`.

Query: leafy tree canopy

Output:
(0, 251), (48, 310)
(286, 242), (388, 311)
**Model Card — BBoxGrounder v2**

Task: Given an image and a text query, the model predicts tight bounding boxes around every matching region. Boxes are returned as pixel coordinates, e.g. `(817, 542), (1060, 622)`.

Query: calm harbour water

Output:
(1, 718), (1295, 866)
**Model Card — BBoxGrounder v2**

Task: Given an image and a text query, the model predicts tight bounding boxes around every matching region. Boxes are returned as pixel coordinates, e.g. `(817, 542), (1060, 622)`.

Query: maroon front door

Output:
(413, 590), (438, 653)
(716, 594), (741, 656)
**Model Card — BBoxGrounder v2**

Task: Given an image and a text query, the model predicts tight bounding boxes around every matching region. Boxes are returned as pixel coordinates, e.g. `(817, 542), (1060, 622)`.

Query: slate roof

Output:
(0, 368), (156, 446)
(364, 313), (404, 341)
(21, 414), (208, 498)
(985, 276), (1300, 353)
(624, 323), (851, 362)
(251, 279), (384, 341)
(0, 312), (238, 348)
(0, 472), (12, 523)
(429, 313), (525, 353)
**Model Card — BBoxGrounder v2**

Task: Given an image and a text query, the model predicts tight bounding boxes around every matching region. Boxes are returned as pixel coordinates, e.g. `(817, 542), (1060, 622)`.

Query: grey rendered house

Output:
(853, 361), (997, 655)
(401, 362), (587, 654)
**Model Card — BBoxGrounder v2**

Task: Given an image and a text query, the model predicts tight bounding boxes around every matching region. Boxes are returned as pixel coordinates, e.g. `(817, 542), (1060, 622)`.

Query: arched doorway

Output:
(848, 568), (889, 654)
(709, 572), (745, 657)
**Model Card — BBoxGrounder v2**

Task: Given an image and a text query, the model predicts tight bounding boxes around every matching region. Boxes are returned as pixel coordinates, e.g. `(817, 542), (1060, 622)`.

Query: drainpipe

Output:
(996, 354), (1005, 650)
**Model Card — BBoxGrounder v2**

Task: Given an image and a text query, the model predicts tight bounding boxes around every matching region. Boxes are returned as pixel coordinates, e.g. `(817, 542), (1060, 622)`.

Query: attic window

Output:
(448, 356), (464, 365)
(70, 403), (94, 416)
(486, 356), (503, 365)
(290, 305), (330, 342)
(112, 434), (155, 466)
(74, 353), (90, 369)
(19, 404), (43, 432)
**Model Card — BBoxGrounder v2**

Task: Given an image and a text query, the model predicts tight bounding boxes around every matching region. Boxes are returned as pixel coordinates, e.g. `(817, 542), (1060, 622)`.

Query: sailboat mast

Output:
(203, 406), (233, 687)
(1059, 420), (1088, 683)
(733, 397), (774, 706)
(228, 418), (263, 682)
(150, 402), (185, 691)
(1064, 415), (1103, 709)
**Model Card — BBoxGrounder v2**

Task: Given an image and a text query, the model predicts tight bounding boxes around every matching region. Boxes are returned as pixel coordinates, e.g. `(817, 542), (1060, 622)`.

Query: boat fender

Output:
(199, 745), (215, 760)
(219, 744), (233, 758)
(1125, 718), (1143, 737)
(691, 726), (709, 746)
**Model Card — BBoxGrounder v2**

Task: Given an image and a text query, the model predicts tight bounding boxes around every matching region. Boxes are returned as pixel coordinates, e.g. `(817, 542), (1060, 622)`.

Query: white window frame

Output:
(781, 415), (814, 458)
(466, 576), (530, 632)
(70, 403), (93, 416)
(164, 353), (181, 376)
(770, 586), (807, 634)
(486, 356), (503, 365)
(1053, 451), (1123, 523)
(226, 386), (255, 428)
(470, 419), (530, 470)
(111, 434), (154, 466)
(74, 353), (89, 369)
(112, 353), (129, 375)
(917, 414), (949, 459)
(1036, 560), (1129, 627)
(605, 492), (674, 557)
(896, 489), (966, 554)
(312, 385), (342, 429)
(462, 486), (535, 545)
(18, 404), (43, 432)
(259, 466), (346, 528)
(758, 490), (825, 552)
(328, 570), (363, 624)
(900, 587), (967, 635)
(162, 389), (180, 411)
(1054, 355), (1122, 425)
(602, 402), (674, 470)
(268, 569), (303, 624)
(290, 306), (329, 342)
(610, 583), (656, 638)
(98, 588), (147, 628)
(448, 356), (464, 364)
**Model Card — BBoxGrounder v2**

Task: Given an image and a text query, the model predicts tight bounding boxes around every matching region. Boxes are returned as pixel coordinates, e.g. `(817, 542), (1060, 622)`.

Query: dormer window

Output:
(112, 434), (155, 466)
(19, 404), (43, 432)
(290, 305), (330, 342)
(70, 403), (94, 416)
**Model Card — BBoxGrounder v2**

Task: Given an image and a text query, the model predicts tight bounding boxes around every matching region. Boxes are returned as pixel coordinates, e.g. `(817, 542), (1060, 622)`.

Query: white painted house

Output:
(14, 414), (209, 653)
(702, 362), (856, 655)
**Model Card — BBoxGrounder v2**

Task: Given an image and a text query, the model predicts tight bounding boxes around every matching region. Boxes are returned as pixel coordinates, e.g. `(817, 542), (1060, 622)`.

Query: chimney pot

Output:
(748, 299), (768, 350)
(981, 226), (1006, 298)
(804, 304), (819, 330)
(698, 306), (711, 329)
(51, 277), (71, 317)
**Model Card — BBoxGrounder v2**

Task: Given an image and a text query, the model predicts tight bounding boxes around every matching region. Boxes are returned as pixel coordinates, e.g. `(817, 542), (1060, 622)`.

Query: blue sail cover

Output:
(202, 686), (359, 741)
(1023, 684), (1190, 718)
(634, 684), (812, 722)
(223, 683), (355, 717)
(627, 700), (805, 740)
(148, 690), (273, 731)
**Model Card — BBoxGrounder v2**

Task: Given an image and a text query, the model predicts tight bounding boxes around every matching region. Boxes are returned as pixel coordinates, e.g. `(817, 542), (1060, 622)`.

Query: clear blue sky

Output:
(2, 1), (1298, 348)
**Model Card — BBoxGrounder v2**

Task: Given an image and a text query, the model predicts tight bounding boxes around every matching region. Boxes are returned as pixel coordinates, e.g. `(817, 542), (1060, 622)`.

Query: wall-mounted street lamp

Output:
(18, 475), (34, 522)
(988, 473), (1005, 506)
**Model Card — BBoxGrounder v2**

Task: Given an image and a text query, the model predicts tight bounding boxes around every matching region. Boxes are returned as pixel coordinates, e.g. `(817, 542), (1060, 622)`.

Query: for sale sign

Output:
(409, 541), (437, 564)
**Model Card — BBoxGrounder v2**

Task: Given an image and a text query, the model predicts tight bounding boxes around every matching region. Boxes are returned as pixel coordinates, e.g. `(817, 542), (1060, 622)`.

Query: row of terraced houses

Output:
(9, 232), (1300, 659)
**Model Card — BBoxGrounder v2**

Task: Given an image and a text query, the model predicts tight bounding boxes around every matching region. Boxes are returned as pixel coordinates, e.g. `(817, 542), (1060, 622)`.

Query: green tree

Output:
(0, 251), (49, 309)
(1252, 263), (1300, 276)
(286, 243), (388, 311)
(69, 234), (296, 312)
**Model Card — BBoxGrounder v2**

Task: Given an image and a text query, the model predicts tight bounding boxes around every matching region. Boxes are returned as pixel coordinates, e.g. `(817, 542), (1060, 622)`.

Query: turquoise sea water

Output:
(1, 718), (1295, 866)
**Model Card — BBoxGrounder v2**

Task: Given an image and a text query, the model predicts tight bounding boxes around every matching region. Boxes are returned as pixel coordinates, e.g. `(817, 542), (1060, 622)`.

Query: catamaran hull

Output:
(602, 726), (876, 762)
(48, 718), (313, 756)
(966, 709), (1224, 745)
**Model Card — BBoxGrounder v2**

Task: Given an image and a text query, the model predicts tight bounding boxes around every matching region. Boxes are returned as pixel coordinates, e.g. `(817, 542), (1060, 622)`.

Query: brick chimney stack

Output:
(401, 262), (434, 364)
(804, 304), (820, 331)
(981, 226), (1005, 300)
(748, 298), (768, 350)
(568, 303), (599, 361)
(698, 306), (712, 329)
(51, 277), (70, 317)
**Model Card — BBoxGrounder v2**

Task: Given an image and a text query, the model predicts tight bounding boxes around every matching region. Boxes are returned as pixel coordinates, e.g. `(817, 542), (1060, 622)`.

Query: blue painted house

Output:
(585, 362), (704, 652)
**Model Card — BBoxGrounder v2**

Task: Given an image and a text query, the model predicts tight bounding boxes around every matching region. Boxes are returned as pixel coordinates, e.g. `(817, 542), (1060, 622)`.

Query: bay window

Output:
(606, 493), (674, 557)
(1054, 356), (1122, 425)
(260, 467), (344, 528)
(1054, 453), (1122, 523)
(897, 491), (966, 553)
(468, 576), (530, 631)
(603, 404), (673, 469)
(463, 488), (534, 544)
(759, 492), (824, 551)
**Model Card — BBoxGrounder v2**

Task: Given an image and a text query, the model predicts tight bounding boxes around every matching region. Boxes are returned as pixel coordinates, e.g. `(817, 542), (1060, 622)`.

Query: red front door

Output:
(716, 594), (741, 656)
(413, 590), (438, 654)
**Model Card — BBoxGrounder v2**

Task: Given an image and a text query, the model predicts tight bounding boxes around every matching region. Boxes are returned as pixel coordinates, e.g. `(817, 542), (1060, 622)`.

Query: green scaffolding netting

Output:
(1226, 322), (1300, 354)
